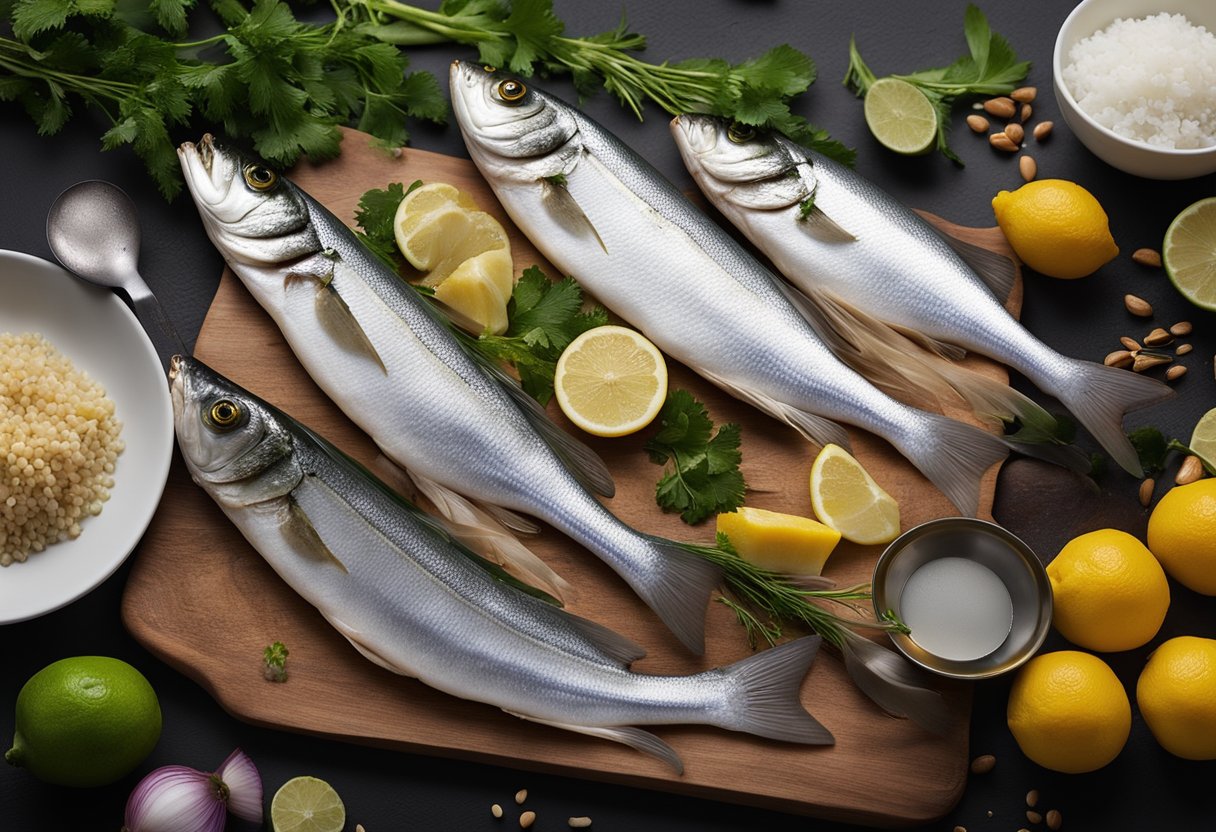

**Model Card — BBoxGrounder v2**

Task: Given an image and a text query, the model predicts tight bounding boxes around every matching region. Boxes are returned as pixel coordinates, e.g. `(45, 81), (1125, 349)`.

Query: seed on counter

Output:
(1120, 336), (1142, 352)
(984, 96), (1017, 119)
(1133, 353), (1172, 372)
(970, 754), (996, 774)
(1177, 343), (1194, 356)
(356, 826), (366, 832)
(967, 114), (990, 133)
(1033, 120), (1054, 141)
(953, 826), (967, 832)
(1177, 455), (1206, 485)
(1046, 808), (1063, 830)
(1124, 294), (1153, 317)
(1132, 247), (1163, 267)
(990, 132), (1019, 152)
(1026, 788), (1040, 807)
(1166, 365), (1187, 382)
(520, 810), (537, 829)
(515, 789), (528, 805)
(492, 804), (504, 819)
(1019, 155), (1037, 181)
(1020, 102), (1033, 122)
(1011, 86), (1037, 103)
(569, 818), (593, 829)
(1139, 478), (1155, 507)
(1028, 810), (1044, 824)
(1005, 122), (1025, 144)
(1170, 321), (1194, 337)
(1144, 327), (1174, 347)
(1104, 349), (1134, 369)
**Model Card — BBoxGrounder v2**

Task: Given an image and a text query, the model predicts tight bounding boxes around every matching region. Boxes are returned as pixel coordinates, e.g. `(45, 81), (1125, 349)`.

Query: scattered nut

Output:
(1005, 122), (1025, 144)
(1170, 321), (1194, 337)
(967, 114), (990, 133)
(1020, 102), (1033, 122)
(1144, 327), (1174, 347)
(1124, 294), (1153, 317)
(1139, 478), (1154, 507)
(970, 754), (996, 774)
(1177, 454), (1206, 485)
(569, 818), (593, 829)
(1104, 349), (1134, 368)
(984, 96), (1017, 118)
(986, 810), (994, 818)
(953, 826), (967, 832)
(1120, 336), (1142, 352)
(1026, 788), (1040, 807)
(1011, 86), (1037, 103)
(1033, 120), (1054, 141)
(1132, 248), (1163, 268)
(1177, 343), (1194, 356)
(1166, 364), (1187, 382)
(1046, 808), (1063, 830)
(1133, 353), (1172, 372)
(520, 810), (537, 829)
(492, 804), (504, 819)
(515, 789), (528, 805)
(1017, 828), (1031, 832)
(989, 132), (1019, 152)
(1019, 155), (1037, 181)
(356, 826), (366, 832)
(1027, 811), (1044, 824)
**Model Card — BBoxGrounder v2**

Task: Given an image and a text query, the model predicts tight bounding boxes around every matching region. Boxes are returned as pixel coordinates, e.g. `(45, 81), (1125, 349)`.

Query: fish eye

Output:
(727, 122), (756, 144)
(207, 399), (243, 430)
(497, 79), (527, 104)
(243, 164), (279, 191)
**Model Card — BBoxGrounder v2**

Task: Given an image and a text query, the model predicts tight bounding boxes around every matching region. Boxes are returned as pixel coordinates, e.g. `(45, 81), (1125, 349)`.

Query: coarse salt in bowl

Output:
(1053, 0), (1216, 179)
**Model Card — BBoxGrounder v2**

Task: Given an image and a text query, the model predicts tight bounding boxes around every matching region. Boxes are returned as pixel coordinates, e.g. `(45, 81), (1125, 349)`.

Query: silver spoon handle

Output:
(126, 285), (187, 373)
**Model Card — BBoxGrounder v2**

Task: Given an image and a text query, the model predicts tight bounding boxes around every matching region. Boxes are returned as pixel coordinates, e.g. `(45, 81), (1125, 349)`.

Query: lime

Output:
(271, 776), (346, 832)
(554, 325), (668, 437)
(1189, 408), (1216, 473)
(863, 78), (937, 155)
(1163, 197), (1216, 311)
(5, 656), (161, 787)
(808, 444), (900, 545)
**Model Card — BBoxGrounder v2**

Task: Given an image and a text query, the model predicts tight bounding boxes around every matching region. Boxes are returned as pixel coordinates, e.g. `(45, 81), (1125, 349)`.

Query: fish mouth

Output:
(177, 133), (235, 209)
(670, 114), (720, 156)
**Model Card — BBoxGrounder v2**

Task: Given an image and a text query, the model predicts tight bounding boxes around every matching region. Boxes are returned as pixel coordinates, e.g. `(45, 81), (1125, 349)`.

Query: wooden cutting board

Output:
(123, 128), (1021, 826)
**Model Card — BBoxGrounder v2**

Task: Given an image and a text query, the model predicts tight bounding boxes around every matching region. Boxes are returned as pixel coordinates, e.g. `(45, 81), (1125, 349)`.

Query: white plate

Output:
(0, 250), (173, 623)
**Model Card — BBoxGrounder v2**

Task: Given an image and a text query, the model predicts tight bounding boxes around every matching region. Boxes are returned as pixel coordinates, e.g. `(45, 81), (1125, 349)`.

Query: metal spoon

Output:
(46, 180), (186, 372)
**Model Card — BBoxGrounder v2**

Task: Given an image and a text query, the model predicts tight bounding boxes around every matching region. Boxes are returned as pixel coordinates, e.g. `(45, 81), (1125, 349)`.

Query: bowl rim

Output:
(1052, 0), (1216, 159)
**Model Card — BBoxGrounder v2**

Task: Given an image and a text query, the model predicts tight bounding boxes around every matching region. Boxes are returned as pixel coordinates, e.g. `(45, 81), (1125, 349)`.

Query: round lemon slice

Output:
(809, 443), (900, 545)
(270, 776), (346, 832)
(1163, 196), (1216, 312)
(554, 325), (668, 437)
(863, 77), (937, 156)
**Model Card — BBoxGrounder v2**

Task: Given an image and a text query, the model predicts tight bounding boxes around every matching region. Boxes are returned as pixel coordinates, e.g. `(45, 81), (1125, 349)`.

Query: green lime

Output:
(863, 77), (937, 155)
(1189, 408), (1216, 473)
(1163, 196), (1216, 311)
(271, 776), (346, 832)
(5, 656), (161, 787)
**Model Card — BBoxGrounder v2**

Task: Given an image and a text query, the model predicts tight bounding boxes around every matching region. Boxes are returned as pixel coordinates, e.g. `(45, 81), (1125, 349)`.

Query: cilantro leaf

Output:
(645, 391), (746, 524)
(353, 181), (420, 270)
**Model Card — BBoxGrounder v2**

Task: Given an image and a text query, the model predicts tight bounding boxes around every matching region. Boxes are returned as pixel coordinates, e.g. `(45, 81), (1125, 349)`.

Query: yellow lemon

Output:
(1007, 650), (1130, 773)
(1046, 529), (1170, 652)
(716, 506), (841, 576)
(808, 444), (900, 545)
(392, 182), (511, 286)
(554, 326), (668, 437)
(1136, 636), (1216, 760)
(432, 249), (514, 335)
(1147, 479), (1216, 595)
(991, 179), (1119, 279)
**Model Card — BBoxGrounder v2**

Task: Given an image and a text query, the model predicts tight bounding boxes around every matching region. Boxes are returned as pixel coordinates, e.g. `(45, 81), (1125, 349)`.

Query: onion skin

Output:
(216, 748), (263, 823)
(121, 748), (262, 832)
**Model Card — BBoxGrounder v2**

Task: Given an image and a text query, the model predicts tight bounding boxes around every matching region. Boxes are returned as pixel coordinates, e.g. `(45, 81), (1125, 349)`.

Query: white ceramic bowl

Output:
(1053, 0), (1216, 179)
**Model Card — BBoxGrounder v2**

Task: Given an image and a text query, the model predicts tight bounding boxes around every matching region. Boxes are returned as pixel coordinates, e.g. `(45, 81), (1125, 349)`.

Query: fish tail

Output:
(714, 635), (834, 745)
(896, 412), (1009, 517)
(638, 537), (723, 656)
(1047, 358), (1174, 476)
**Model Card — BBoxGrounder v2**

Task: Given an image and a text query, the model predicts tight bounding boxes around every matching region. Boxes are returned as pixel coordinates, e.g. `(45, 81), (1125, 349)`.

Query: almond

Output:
(1033, 121), (1054, 141)
(967, 114), (990, 133)
(1177, 455), (1206, 485)
(1005, 122), (1025, 144)
(1144, 327), (1174, 347)
(983, 97), (1017, 119)
(1011, 86), (1037, 103)
(1124, 294), (1153, 317)
(1104, 349), (1133, 368)
(1132, 248), (1162, 267)
(989, 132), (1018, 152)
(1170, 321), (1193, 337)
(1166, 364), (1187, 382)
(1019, 155), (1037, 182)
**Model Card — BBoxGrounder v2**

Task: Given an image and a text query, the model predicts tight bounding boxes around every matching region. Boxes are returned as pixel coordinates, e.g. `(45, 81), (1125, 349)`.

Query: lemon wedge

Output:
(809, 444), (900, 545)
(716, 506), (841, 576)
(433, 249), (514, 335)
(392, 182), (511, 286)
(554, 325), (668, 437)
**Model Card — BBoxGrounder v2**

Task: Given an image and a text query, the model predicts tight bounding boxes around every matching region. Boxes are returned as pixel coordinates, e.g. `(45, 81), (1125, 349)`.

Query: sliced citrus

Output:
(270, 776), (346, 832)
(1189, 408), (1216, 473)
(554, 325), (668, 437)
(809, 444), (900, 545)
(716, 506), (841, 576)
(1164, 197), (1216, 311)
(863, 77), (937, 155)
(433, 249), (513, 335)
(393, 183), (510, 285)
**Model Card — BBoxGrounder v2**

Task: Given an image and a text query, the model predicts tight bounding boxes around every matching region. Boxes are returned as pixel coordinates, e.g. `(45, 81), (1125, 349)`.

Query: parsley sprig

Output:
(844, 4), (1029, 164)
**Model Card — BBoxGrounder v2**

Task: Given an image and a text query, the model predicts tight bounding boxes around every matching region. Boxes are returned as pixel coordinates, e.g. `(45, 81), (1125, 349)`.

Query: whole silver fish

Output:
(177, 136), (720, 654)
(449, 63), (1007, 516)
(169, 356), (832, 772)
(671, 116), (1172, 475)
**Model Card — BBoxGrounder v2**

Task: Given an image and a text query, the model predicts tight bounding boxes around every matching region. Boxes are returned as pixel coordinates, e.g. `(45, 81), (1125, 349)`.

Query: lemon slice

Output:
(863, 77), (937, 156)
(433, 249), (513, 335)
(393, 183), (510, 285)
(1163, 197), (1216, 311)
(1189, 408), (1216, 473)
(271, 776), (346, 832)
(716, 506), (841, 576)
(554, 325), (668, 437)
(809, 444), (900, 545)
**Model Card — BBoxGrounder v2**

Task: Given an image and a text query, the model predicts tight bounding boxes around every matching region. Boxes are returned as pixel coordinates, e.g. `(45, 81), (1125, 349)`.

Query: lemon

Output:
(1163, 197), (1216, 311)
(1046, 529), (1170, 652)
(392, 182), (511, 286)
(1189, 408), (1216, 473)
(716, 506), (841, 576)
(991, 179), (1119, 279)
(1007, 650), (1131, 774)
(863, 78), (938, 155)
(553, 325), (668, 437)
(1147, 479), (1216, 595)
(271, 776), (346, 832)
(1136, 636), (1216, 760)
(5, 656), (161, 787)
(432, 249), (514, 335)
(808, 444), (899, 545)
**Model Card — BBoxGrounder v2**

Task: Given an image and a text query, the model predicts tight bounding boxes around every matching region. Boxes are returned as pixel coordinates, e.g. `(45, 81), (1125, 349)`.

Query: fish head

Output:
(671, 115), (811, 211)
(170, 356), (300, 505)
(177, 135), (320, 271)
(449, 61), (580, 182)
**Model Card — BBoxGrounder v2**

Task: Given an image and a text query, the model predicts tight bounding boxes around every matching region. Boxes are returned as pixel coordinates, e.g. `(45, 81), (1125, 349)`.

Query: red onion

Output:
(121, 748), (262, 832)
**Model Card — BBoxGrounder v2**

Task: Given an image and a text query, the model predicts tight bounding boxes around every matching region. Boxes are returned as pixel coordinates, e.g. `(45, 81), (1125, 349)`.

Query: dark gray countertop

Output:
(3, 1), (1215, 829)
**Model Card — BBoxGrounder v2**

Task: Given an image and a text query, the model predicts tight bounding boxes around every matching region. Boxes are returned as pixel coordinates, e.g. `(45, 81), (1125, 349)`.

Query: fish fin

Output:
(797, 206), (857, 242)
(560, 612), (648, 665)
(313, 281), (388, 373)
(896, 411), (1009, 516)
(840, 631), (953, 734)
(406, 469), (571, 603)
(1049, 359), (1174, 476)
(937, 232), (1017, 305)
(696, 367), (851, 451)
(284, 497), (349, 573)
(338, 624), (411, 675)
(541, 177), (608, 254)
(503, 710), (683, 774)
(637, 538), (724, 656)
(482, 503), (541, 534)
(715, 636), (834, 745)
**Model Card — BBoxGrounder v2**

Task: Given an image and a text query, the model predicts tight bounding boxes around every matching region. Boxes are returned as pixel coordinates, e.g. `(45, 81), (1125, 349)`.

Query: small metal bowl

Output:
(872, 518), (1052, 680)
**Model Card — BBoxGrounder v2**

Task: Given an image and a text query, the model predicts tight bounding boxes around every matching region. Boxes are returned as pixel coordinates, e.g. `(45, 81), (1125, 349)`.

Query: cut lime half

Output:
(863, 77), (937, 156)
(1163, 197), (1216, 311)
(1189, 408), (1216, 475)
(271, 776), (346, 832)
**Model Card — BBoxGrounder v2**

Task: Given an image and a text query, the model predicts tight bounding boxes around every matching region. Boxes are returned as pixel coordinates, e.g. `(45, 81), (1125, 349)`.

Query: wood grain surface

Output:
(123, 128), (1022, 826)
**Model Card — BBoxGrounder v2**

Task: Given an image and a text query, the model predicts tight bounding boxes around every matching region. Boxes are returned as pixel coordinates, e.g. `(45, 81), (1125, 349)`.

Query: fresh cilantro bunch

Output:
(844, 4), (1029, 164)
(644, 390), (745, 525)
